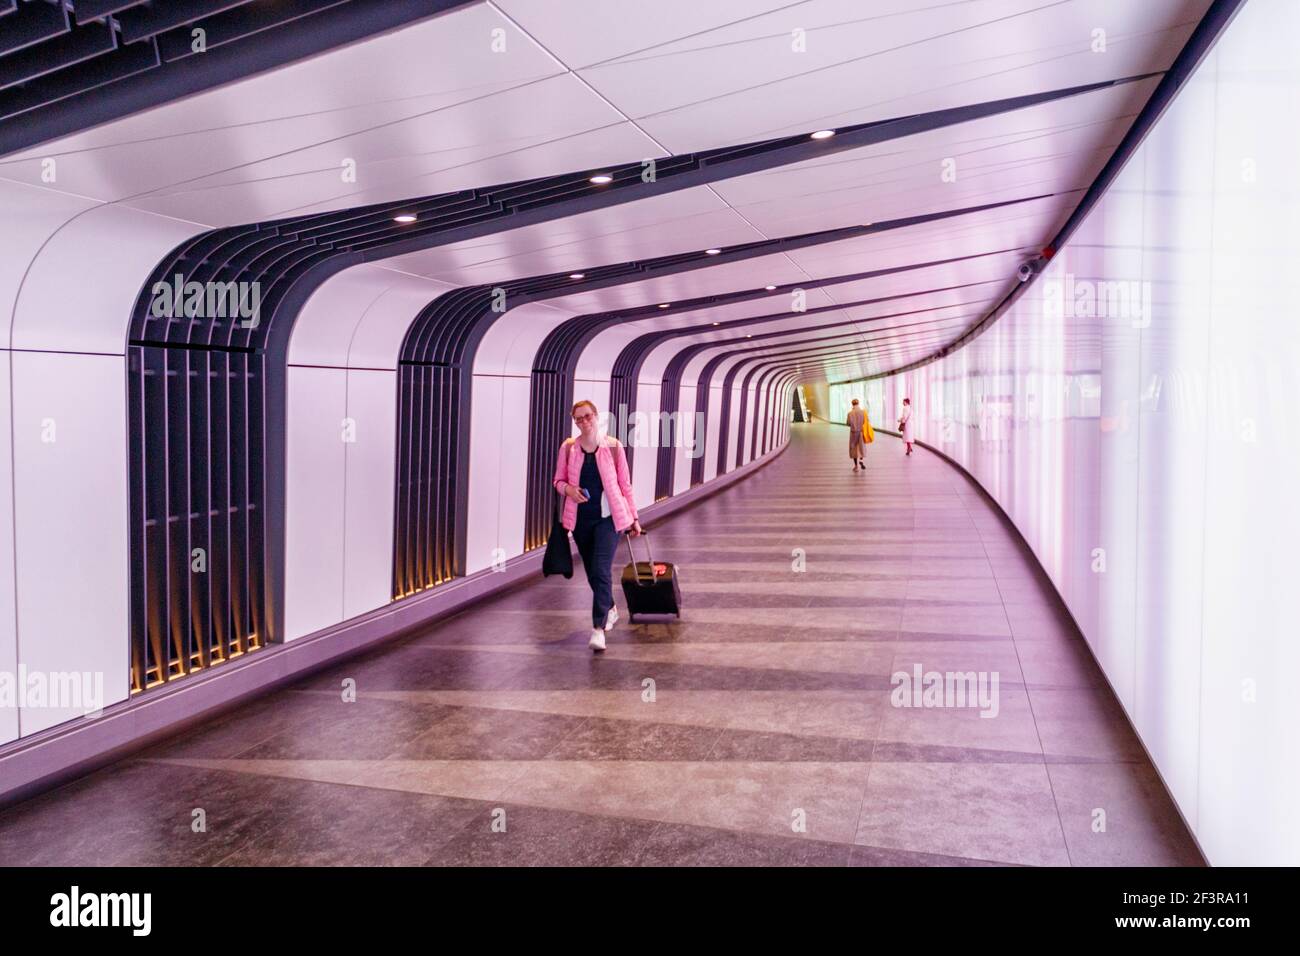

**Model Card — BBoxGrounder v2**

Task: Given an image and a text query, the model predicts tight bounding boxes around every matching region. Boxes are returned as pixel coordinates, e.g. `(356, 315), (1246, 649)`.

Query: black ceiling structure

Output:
(0, 0), (476, 156)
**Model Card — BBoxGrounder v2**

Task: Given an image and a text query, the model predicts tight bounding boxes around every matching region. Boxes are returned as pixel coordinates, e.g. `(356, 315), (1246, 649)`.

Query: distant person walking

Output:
(553, 400), (642, 652)
(899, 397), (914, 456)
(847, 398), (873, 471)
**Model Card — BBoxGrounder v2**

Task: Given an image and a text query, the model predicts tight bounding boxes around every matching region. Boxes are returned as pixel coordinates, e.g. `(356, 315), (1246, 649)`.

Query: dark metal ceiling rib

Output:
(116, 1), (256, 45)
(0, 1), (69, 58)
(74, 1), (138, 23)
(0, 0), (477, 155)
(0, 18), (116, 92)
(0, 36), (159, 119)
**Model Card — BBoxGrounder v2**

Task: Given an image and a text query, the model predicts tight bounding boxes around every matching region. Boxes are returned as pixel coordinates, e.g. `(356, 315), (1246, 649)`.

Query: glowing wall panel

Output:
(843, 0), (1298, 865)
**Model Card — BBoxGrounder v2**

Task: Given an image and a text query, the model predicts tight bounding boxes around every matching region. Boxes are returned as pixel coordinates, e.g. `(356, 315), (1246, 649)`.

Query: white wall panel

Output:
(347, 274), (457, 370)
(284, 366), (348, 641)
(289, 266), (456, 369)
(0, 353), (16, 744)
(0, 181), (96, 351)
(740, 378), (761, 465)
(674, 382), (699, 495)
(494, 375), (533, 558)
(475, 302), (571, 376)
(11, 204), (203, 354)
(630, 381), (661, 507)
(342, 368), (399, 618)
(724, 379), (744, 472)
(11, 352), (129, 734)
(463, 370), (541, 572)
(287, 266), (397, 368)
(285, 266), (453, 631)
(703, 381), (725, 482)
(465, 375), (507, 575)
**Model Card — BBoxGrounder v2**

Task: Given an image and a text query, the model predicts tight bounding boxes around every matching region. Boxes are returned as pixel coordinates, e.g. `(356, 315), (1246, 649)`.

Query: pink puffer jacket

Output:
(552, 435), (639, 532)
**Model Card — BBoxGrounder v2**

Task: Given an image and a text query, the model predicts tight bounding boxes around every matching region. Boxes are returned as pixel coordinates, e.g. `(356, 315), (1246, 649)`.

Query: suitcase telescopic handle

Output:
(624, 529), (655, 586)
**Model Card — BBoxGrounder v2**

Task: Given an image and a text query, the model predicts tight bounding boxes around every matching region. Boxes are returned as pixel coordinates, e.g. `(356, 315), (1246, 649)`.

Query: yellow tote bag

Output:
(862, 411), (875, 444)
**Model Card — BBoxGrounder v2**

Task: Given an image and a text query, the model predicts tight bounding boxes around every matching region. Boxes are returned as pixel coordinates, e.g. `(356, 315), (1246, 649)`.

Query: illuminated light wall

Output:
(829, 379), (885, 429)
(838, 0), (1297, 866)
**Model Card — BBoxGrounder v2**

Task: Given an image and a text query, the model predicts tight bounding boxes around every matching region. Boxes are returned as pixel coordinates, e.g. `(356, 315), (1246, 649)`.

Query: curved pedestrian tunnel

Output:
(0, 423), (1198, 867)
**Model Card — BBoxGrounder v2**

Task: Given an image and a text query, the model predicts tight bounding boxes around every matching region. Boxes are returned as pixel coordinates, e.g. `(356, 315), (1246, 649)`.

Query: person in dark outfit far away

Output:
(552, 400), (643, 652)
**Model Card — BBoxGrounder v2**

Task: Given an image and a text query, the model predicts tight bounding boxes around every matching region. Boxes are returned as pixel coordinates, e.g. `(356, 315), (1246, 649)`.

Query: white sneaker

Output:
(588, 629), (606, 652)
(605, 606), (619, 631)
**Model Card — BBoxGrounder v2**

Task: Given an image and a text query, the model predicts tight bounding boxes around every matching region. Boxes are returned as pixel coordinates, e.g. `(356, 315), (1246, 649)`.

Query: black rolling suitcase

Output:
(620, 530), (681, 620)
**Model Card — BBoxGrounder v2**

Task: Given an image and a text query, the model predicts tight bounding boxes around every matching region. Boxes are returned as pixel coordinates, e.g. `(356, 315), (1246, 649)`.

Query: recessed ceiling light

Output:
(569, 273), (585, 279)
(810, 129), (836, 140)
(746, 334), (753, 338)
(589, 174), (613, 184)
(393, 214), (417, 223)
(658, 303), (670, 309)
(705, 248), (721, 255)
(764, 285), (776, 291)
(712, 322), (719, 326)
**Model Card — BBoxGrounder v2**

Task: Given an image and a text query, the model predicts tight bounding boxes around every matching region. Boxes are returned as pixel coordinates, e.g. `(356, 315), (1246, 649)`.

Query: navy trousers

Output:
(573, 514), (618, 628)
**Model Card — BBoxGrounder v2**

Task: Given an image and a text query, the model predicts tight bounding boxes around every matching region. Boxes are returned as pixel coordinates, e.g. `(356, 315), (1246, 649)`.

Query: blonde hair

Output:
(572, 400), (598, 418)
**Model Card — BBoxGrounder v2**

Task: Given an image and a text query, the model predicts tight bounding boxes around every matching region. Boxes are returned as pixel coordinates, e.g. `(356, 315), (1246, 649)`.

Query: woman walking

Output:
(553, 400), (642, 652)
(847, 398), (866, 471)
(899, 397), (914, 455)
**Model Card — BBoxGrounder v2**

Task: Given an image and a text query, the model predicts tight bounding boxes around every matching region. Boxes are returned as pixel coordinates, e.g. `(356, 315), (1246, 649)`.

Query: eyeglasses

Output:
(573, 413), (596, 424)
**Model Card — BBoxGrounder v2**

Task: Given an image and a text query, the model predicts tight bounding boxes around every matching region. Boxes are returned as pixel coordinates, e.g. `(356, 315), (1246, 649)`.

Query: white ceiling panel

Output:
(120, 79), (661, 224)
(493, 0), (801, 67)
(589, 0), (1206, 151)
(382, 187), (761, 285)
(709, 79), (1157, 235)
(572, 0), (1066, 123)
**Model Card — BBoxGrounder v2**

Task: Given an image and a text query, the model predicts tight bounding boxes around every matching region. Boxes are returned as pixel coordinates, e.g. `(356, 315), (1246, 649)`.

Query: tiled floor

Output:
(0, 423), (1202, 866)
